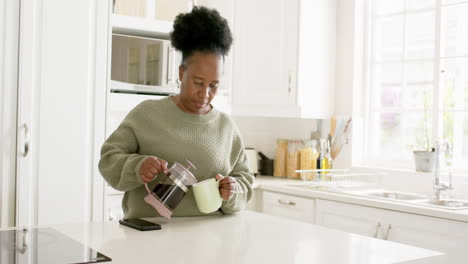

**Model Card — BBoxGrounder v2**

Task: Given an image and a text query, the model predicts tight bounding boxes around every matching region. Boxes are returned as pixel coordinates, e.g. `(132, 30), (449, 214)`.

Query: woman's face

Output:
(177, 51), (223, 115)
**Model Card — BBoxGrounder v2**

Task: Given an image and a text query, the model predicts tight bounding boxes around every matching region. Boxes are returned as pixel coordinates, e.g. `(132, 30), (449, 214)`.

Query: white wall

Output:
(232, 116), (317, 160)
(334, 0), (365, 168)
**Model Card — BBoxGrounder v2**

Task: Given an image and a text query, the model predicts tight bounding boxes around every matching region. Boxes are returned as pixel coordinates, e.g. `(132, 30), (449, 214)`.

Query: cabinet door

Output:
(16, 0), (109, 226)
(316, 200), (383, 238)
(260, 190), (315, 223)
(231, 0), (299, 117)
(384, 210), (468, 256)
(0, 0), (20, 228)
(196, 0), (235, 111)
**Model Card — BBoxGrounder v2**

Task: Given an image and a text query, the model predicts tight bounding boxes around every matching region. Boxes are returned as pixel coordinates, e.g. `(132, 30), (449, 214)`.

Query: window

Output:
(365, 0), (468, 169)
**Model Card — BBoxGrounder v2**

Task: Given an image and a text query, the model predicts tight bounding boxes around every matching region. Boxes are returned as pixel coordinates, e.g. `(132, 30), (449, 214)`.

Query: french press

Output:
(144, 160), (197, 219)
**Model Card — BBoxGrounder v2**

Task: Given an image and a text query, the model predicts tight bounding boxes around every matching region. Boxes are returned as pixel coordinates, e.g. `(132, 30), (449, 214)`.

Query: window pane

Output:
(373, 112), (403, 158)
(440, 111), (466, 168)
(406, 0), (436, 10)
(406, 61), (434, 84)
(406, 12), (435, 59)
(440, 58), (468, 110)
(404, 62), (434, 108)
(369, 112), (433, 165)
(375, 16), (404, 61)
(463, 114), (468, 164)
(375, 0), (404, 15)
(441, 111), (455, 144)
(404, 85), (434, 108)
(405, 112), (433, 151)
(373, 64), (402, 108)
(442, 0), (468, 5)
(441, 3), (468, 57)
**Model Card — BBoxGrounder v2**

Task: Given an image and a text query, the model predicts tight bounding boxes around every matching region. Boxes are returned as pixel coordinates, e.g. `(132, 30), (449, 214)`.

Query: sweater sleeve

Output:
(98, 105), (148, 192)
(220, 134), (255, 214)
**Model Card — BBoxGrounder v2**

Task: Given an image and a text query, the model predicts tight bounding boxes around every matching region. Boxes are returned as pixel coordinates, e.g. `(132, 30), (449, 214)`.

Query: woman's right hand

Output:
(139, 156), (169, 183)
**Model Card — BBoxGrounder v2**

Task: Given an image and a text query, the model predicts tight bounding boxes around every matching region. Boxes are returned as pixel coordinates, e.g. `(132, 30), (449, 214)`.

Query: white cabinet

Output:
(316, 199), (382, 238)
(13, 0), (109, 226)
(259, 190), (315, 223)
(316, 199), (468, 256)
(113, 0), (192, 22)
(0, 0), (20, 228)
(231, 0), (298, 117)
(194, 0), (235, 113)
(384, 209), (468, 257)
(231, 0), (336, 118)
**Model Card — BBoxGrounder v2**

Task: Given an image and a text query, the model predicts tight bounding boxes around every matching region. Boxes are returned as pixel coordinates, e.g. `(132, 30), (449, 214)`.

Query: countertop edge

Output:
(252, 177), (468, 223)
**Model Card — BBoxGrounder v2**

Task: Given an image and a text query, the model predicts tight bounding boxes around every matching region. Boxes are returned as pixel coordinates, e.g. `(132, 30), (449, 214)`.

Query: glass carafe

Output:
(144, 160), (197, 219)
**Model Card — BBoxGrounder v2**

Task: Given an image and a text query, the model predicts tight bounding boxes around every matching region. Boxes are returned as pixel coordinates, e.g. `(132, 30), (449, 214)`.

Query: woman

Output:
(99, 6), (254, 219)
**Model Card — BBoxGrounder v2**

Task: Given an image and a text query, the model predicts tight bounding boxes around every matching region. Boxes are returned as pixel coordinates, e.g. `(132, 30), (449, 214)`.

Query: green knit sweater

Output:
(99, 96), (254, 218)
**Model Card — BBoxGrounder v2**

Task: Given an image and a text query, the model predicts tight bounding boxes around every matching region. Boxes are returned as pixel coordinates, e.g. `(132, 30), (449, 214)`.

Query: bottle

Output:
(316, 139), (322, 176)
(320, 139), (333, 181)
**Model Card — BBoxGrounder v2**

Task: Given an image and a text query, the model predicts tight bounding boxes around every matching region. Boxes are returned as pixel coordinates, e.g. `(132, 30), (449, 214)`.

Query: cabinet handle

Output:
(278, 199), (295, 206)
(288, 71), (292, 95)
(373, 222), (381, 238)
(384, 224), (392, 240)
(20, 123), (30, 157)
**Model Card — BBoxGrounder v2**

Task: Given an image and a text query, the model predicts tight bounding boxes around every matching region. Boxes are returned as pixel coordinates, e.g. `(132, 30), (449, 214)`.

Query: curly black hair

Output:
(170, 6), (233, 66)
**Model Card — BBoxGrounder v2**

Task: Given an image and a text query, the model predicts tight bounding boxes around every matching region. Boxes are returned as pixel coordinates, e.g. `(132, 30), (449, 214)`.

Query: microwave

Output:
(110, 34), (181, 95)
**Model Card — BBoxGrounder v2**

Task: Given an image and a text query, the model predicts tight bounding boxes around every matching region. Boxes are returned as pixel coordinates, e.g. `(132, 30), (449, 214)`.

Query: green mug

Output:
(193, 178), (222, 214)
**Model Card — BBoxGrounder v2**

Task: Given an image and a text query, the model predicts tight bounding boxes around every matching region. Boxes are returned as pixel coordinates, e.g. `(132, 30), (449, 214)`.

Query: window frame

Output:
(361, 0), (468, 172)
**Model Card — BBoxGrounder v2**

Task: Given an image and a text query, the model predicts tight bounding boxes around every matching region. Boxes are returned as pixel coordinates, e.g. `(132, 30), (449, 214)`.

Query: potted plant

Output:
(412, 90), (435, 172)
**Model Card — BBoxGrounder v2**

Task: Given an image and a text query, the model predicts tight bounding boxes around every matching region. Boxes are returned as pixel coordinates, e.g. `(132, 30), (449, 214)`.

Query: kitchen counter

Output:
(253, 176), (468, 223)
(45, 211), (441, 264)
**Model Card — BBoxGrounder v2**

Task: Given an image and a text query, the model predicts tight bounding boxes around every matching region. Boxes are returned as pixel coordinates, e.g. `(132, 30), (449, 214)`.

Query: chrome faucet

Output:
(433, 140), (453, 200)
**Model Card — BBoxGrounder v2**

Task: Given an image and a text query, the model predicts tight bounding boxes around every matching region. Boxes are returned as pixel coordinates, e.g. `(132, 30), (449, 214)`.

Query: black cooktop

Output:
(0, 228), (111, 264)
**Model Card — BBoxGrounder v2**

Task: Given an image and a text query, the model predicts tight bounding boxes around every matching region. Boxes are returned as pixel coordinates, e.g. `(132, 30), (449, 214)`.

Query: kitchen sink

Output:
(412, 199), (468, 210)
(346, 189), (429, 201)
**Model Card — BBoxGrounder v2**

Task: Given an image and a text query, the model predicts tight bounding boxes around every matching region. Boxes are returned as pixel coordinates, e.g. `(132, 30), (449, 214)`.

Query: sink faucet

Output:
(433, 140), (453, 200)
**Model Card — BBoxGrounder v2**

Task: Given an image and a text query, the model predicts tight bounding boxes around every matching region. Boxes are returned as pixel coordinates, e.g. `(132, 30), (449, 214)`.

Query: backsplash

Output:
(232, 116), (352, 169)
(233, 116), (316, 158)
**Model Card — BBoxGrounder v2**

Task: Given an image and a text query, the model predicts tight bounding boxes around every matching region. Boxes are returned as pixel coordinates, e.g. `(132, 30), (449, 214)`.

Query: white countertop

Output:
(253, 176), (468, 223)
(49, 211), (441, 264)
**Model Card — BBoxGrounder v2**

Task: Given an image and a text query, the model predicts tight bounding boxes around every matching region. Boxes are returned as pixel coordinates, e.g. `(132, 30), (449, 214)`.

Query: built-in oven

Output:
(110, 34), (181, 95)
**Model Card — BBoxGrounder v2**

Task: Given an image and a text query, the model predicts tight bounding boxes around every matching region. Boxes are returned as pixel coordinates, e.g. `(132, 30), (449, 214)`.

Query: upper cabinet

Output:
(196, 0), (235, 110)
(112, 0), (193, 38)
(231, 0), (336, 118)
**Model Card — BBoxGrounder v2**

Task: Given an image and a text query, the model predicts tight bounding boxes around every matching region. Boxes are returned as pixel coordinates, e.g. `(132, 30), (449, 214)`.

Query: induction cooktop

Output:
(0, 228), (111, 264)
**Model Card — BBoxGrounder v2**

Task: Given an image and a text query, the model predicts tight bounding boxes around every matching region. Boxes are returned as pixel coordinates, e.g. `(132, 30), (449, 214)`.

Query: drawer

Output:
(261, 191), (315, 223)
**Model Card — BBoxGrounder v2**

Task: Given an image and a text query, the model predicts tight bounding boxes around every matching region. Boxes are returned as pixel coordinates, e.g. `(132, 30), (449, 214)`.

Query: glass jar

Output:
(299, 140), (319, 170)
(286, 140), (303, 179)
(274, 139), (288, 177)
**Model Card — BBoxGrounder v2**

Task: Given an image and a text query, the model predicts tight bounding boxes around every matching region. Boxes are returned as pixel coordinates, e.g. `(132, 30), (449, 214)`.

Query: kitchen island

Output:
(46, 211), (441, 264)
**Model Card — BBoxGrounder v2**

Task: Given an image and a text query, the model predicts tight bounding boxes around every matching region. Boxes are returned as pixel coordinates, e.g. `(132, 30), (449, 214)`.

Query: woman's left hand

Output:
(215, 174), (236, 200)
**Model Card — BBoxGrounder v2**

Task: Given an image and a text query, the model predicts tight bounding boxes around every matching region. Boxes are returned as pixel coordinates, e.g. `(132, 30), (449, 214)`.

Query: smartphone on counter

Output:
(119, 218), (162, 231)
